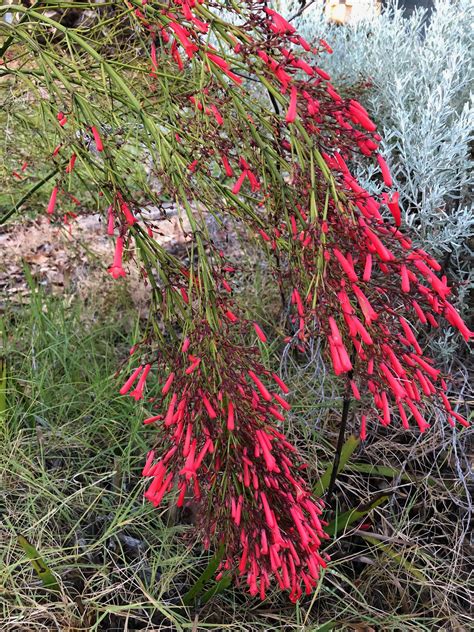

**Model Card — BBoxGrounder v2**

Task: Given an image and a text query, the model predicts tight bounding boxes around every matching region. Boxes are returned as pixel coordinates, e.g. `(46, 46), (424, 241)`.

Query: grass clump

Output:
(1, 292), (194, 630)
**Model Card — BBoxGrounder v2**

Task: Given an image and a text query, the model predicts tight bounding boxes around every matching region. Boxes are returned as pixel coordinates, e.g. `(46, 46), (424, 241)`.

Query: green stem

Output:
(1, 168), (59, 225)
(0, 1), (43, 58)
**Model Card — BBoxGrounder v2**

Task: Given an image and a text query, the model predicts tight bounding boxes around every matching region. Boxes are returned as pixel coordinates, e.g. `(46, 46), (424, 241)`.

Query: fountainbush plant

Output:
(0, 0), (471, 602)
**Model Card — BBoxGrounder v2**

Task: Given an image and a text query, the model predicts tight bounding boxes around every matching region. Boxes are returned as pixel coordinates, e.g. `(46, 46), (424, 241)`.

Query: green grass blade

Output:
(313, 623), (336, 632)
(314, 434), (360, 496)
(0, 358), (5, 424)
(182, 543), (225, 605)
(362, 535), (428, 581)
(200, 572), (232, 604)
(0, 317), (5, 425)
(326, 494), (390, 537)
(344, 462), (441, 488)
(0, 168), (59, 225)
(17, 535), (60, 592)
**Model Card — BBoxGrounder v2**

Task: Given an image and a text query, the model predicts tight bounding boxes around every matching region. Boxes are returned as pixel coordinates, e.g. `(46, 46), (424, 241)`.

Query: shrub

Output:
(1, 0), (471, 602)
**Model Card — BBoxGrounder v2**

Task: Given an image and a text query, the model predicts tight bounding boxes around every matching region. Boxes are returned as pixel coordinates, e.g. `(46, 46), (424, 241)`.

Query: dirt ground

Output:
(0, 208), (191, 311)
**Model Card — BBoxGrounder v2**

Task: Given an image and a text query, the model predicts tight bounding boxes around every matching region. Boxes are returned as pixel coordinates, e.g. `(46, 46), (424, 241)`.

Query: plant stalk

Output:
(326, 374), (353, 507)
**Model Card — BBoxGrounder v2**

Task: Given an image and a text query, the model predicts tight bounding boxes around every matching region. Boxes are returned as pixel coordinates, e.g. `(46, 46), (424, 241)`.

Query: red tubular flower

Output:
(161, 371), (175, 395)
(258, 228), (271, 242)
(328, 316), (343, 345)
(328, 330), (352, 374)
(260, 490), (275, 527)
(120, 365), (144, 395)
(210, 104), (223, 125)
(272, 373), (290, 394)
(232, 170), (247, 194)
(127, 321), (328, 600)
(315, 67), (331, 81)
(65, 153), (77, 173)
(292, 288), (304, 317)
(376, 153), (393, 187)
(202, 393), (217, 419)
(164, 393), (177, 426)
(143, 414), (163, 425)
(264, 7), (296, 35)
(130, 363), (151, 400)
(351, 284), (378, 324)
(286, 195), (470, 433)
(107, 205), (115, 236)
(221, 154), (233, 177)
(246, 169), (260, 192)
(333, 248), (358, 282)
(182, 337), (191, 353)
(168, 21), (198, 59)
(385, 191), (401, 226)
(326, 83), (342, 103)
(254, 322), (267, 343)
(47, 186), (58, 215)
(189, 95), (203, 111)
(444, 303), (473, 342)
(170, 41), (184, 70)
(91, 126), (103, 152)
(185, 356), (201, 374)
(107, 236), (127, 279)
(319, 38), (333, 54)
(227, 400), (235, 430)
(248, 370), (272, 401)
(150, 39), (158, 76)
(350, 381), (361, 400)
(290, 57), (314, 77)
(206, 52), (242, 84)
(348, 103), (376, 131)
(400, 264), (410, 292)
(363, 224), (395, 261)
(142, 450), (155, 476)
(225, 309), (238, 323)
(363, 254), (372, 282)
(273, 392), (291, 410)
(120, 199), (136, 226)
(286, 85), (298, 124)
(101, 2), (472, 605)
(296, 35), (311, 52)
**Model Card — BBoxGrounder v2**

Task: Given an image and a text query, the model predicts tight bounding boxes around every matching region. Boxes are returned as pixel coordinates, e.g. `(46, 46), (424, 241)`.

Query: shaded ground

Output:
(0, 208), (191, 311)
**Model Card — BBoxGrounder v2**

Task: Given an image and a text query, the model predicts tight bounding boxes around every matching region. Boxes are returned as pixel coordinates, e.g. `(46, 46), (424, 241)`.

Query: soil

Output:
(0, 207), (191, 311)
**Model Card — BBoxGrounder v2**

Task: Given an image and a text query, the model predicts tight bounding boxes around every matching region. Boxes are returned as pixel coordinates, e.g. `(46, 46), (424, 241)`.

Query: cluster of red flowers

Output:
(35, 0), (472, 601)
(120, 319), (328, 601)
(257, 178), (471, 435)
(113, 0), (470, 597)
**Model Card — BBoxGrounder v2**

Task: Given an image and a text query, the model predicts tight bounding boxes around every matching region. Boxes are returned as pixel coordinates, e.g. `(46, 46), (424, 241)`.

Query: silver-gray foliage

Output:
(281, 0), (473, 358)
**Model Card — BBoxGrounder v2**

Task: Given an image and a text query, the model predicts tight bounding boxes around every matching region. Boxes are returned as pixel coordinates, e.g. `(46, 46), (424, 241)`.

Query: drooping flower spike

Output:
(275, 204), (471, 434)
(123, 319), (328, 601)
